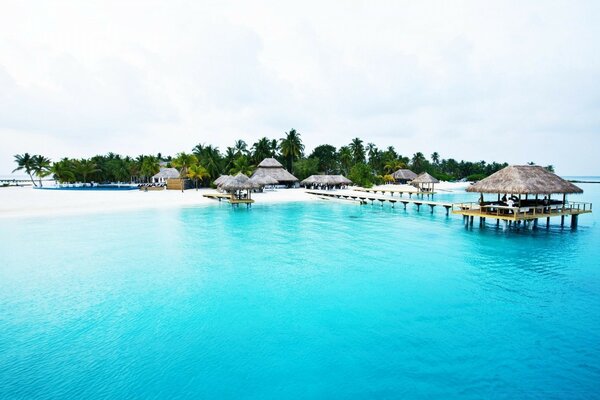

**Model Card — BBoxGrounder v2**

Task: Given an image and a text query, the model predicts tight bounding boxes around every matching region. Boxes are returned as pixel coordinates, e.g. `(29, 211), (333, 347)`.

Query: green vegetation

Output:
(12, 128), (555, 187)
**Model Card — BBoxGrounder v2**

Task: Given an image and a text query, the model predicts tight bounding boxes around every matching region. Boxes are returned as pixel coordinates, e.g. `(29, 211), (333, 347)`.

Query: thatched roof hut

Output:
(411, 172), (439, 192)
(152, 167), (180, 183)
(214, 175), (231, 186)
(392, 169), (417, 183)
(300, 175), (352, 187)
(467, 165), (582, 195)
(219, 173), (259, 192)
(412, 172), (439, 184)
(251, 158), (298, 185)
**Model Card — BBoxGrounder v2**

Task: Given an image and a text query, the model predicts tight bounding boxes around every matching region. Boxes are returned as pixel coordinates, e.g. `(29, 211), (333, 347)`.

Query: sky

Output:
(1, 0), (599, 175)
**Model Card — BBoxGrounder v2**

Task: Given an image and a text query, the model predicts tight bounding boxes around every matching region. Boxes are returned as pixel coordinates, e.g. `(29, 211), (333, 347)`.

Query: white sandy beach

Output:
(0, 182), (470, 219)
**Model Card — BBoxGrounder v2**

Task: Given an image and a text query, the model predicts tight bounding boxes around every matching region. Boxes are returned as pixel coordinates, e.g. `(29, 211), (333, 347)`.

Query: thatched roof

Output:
(412, 172), (439, 184)
(214, 175), (231, 186)
(392, 169), (417, 181)
(252, 159), (298, 183)
(467, 165), (583, 194)
(257, 158), (284, 168)
(152, 167), (180, 179)
(300, 175), (352, 186)
(250, 175), (278, 186)
(219, 173), (259, 191)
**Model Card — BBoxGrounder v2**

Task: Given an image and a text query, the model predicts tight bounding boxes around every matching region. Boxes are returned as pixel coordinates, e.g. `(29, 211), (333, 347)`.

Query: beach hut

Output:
(251, 158), (299, 187)
(455, 165), (590, 228)
(412, 172), (439, 193)
(219, 173), (259, 203)
(152, 167), (180, 184)
(300, 175), (352, 189)
(214, 175), (231, 186)
(392, 169), (417, 184)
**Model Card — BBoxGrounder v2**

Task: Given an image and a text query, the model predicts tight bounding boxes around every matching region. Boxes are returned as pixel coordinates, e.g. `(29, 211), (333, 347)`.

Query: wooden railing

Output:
(453, 201), (592, 218)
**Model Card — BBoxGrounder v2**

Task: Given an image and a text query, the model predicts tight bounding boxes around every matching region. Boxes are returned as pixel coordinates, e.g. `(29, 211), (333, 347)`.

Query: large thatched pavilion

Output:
(251, 158), (299, 187)
(392, 169), (417, 184)
(454, 165), (591, 227)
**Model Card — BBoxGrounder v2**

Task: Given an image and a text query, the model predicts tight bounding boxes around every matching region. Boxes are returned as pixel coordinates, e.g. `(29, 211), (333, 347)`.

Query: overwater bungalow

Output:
(453, 165), (592, 227)
(392, 169), (417, 184)
(251, 158), (299, 187)
(412, 172), (439, 193)
(300, 175), (352, 189)
(218, 173), (258, 205)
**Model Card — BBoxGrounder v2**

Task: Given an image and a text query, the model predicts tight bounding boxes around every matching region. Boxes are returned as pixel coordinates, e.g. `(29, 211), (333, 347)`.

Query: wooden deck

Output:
(203, 193), (255, 205)
(452, 201), (592, 227)
(306, 190), (453, 213)
(354, 187), (435, 198)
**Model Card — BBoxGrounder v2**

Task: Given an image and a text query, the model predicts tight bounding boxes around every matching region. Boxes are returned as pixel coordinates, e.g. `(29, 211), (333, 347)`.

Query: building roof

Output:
(219, 173), (259, 191)
(152, 167), (180, 179)
(257, 158), (284, 168)
(250, 175), (279, 186)
(214, 175), (231, 186)
(392, 169), (417, 180)
(466, 165), (583, 195)
(252, 158), (299, 183)
(412, 172), (439, 184)
(300, 175), (352, 186)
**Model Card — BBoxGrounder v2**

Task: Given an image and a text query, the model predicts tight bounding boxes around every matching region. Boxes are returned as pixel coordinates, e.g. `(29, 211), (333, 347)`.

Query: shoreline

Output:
(0, 182), (471, 219)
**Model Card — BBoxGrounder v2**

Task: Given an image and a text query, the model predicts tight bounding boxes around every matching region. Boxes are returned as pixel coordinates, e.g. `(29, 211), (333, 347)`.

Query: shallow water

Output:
(1, 184), (599, 399)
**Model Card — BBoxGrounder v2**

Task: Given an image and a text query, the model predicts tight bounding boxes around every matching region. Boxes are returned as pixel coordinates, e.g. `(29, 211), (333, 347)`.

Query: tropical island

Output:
(9, 129), (555, 188)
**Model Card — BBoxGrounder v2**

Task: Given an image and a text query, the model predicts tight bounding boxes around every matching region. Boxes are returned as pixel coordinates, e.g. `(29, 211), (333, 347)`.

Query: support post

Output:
(571, 214), (578, 229)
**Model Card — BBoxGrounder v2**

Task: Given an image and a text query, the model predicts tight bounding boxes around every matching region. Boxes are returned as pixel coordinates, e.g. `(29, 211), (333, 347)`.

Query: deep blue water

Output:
(0, 184), (599, 399)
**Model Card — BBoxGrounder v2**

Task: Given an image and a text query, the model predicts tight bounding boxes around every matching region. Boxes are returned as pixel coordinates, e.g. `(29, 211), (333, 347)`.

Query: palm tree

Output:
(251, 137), (273, 164)
(279, 129), (304, 172)
(229, 155), (254, 176)
(187, 164), (210, 190)
(12, 153), (37, 186)
(199, 145), (223, 180)
(140, 155), (160, 182)
(233, 140), (248, 157)
(73, 159), (100, 183)
(431, 152), (440, 165)
(172, 152), (198, 192)
(338, 146), (353, 175)
(384, 160), (406, 174)
(349, 137), (365, 164)
(411, 152), (427, 173)
(32, 155), (51, 187)
(50, 159), (76, 183)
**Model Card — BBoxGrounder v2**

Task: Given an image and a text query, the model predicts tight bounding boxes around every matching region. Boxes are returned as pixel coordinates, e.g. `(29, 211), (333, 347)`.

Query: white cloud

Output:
(1, 0), (599, 175)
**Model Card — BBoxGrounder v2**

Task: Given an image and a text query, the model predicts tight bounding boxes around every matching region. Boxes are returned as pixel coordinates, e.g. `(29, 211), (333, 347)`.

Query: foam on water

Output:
(0, 184), (599, 399)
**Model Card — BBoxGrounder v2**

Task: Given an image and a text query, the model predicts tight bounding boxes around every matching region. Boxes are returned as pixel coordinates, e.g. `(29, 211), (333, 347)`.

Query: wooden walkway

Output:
(306, 190), (453, 214)
(354, 187), (435, 198)
(203, 193), (254, 206)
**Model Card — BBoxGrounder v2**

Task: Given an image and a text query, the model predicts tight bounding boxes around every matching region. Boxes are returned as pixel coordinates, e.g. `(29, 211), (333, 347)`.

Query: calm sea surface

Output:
(1, 183), (599, 399)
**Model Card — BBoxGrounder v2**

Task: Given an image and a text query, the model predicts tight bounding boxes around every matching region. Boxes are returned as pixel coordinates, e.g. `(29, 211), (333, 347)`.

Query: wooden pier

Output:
(203, 193), (255, 206)
(306, 190), (453, 214)
(354, 187), (435, 199)
(306, 189), (592, 228)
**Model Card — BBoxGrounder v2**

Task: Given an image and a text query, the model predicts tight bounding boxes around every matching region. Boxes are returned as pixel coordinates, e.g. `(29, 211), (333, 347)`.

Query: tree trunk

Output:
(29, 173), (37, 187)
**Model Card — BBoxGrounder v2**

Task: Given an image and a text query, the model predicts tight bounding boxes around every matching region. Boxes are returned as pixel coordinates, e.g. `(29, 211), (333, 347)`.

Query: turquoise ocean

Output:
(1, 181), (599, 399)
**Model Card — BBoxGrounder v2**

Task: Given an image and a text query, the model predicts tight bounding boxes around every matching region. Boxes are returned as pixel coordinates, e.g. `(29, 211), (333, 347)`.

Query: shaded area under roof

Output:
(467, 165), (583, 195)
